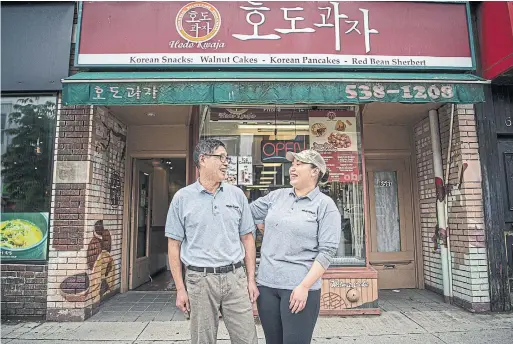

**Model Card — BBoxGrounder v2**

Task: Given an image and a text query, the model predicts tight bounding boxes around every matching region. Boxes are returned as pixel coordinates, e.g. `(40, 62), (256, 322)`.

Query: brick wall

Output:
(47, 98), (93, 321)
(86, 106), (126, 301)
(414, 104), (490, 312)
(414, 117), (444, 291)
(46, 105), (127, 321)
(438, 104), (490, 311)
(1, 264), (48, 319)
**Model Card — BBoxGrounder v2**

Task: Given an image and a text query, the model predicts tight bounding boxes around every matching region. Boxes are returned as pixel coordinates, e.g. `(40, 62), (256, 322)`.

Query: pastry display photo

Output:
(311, 122), (327, 137)
(328, 132), (352, 149)
(335, 120), (346, 132)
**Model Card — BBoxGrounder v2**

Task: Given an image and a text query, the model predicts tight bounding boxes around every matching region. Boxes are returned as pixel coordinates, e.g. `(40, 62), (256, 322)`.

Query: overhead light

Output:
(245, 185), (270, 188)
(260, 181), (272, 184)
(237, 124), (309, 130)
(261, 171), (277, 175)
(146, 112), (156, 117)
(263, 163), (282, 167)
(260, 177), (274, 180)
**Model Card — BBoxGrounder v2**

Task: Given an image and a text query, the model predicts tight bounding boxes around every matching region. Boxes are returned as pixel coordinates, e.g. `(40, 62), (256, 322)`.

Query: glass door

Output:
(129, 159), (153, 289)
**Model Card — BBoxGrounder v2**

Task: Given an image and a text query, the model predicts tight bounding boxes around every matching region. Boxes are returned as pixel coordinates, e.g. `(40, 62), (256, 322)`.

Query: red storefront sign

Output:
(479, 2), (513, 80)
(77, 1), (474, 69)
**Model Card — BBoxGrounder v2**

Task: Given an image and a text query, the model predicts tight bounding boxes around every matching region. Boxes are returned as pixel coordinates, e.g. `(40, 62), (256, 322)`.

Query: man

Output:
(165, 139), (259, 344)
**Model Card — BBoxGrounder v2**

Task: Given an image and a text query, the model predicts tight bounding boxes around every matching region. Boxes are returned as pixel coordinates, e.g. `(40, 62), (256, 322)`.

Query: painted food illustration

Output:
(0, 219), (43, 249)
(311, 123), (327, 137)
(320, 292), (345, 309)
(60, 220), (115, 303)
(328, 132), (352, 149)
(335, 120), (346, 132)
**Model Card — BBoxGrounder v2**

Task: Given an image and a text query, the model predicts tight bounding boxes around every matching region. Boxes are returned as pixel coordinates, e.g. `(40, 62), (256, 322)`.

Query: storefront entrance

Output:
(366, 157), (416, 289)
(114, 103), (427, 296)
(57, 72), (488, 319)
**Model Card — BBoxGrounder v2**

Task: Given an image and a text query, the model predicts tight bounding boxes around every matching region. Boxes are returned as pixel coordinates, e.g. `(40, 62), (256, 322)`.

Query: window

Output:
(200, 105), (366, 266)
(0, 95), (56, 261)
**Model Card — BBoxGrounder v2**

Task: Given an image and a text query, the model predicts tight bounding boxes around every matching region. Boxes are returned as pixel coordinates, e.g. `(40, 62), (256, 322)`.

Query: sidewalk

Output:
(2, 290), (513, 343)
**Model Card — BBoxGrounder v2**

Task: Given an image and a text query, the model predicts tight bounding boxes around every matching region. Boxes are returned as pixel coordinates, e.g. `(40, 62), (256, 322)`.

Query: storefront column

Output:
(47, 104), (127, 321)
(414, 104), (490, 312)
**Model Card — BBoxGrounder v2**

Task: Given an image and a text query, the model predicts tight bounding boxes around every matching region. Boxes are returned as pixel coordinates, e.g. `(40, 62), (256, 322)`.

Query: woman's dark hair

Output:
(310, 164), (330, 184)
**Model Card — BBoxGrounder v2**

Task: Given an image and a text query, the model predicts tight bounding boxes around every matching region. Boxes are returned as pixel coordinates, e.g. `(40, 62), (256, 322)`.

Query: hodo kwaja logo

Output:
(175, 2), (222, 43)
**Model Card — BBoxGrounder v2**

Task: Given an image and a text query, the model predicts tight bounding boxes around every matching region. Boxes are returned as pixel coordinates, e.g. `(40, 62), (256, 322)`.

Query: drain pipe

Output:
(429, 109), (451, 302)
(443, 105), (455, 300)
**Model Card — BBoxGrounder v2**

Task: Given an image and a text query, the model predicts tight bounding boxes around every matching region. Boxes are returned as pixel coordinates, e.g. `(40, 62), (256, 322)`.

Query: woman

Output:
(250, 149), (342, 344)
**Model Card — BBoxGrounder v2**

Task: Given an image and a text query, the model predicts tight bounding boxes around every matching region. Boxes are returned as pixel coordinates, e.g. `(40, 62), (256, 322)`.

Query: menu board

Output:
(309, 110), (360, 183)
(225, 156), (238, 185)
(238, 156), (253, 186)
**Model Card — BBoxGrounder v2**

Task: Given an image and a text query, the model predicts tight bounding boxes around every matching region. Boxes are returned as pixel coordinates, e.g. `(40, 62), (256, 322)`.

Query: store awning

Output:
(62, 72), (489, 106)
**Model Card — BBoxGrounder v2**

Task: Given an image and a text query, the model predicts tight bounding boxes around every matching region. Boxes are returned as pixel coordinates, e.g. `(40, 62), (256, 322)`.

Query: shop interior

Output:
(131, 158), (186, 291)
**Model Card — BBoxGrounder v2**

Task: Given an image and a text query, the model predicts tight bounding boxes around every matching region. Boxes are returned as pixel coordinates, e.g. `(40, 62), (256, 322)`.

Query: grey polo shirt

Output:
(165, 181), (255, 267)
(250, 187), (341, 290)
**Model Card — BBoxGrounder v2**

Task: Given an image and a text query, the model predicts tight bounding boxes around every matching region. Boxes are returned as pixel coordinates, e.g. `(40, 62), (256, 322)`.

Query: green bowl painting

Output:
(0, 212), (49, 261)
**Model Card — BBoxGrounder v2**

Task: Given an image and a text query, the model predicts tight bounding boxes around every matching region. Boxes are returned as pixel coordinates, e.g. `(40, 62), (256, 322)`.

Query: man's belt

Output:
(187, 261), (243, 274)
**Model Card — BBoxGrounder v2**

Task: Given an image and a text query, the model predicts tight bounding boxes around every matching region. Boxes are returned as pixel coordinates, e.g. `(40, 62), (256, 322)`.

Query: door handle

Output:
(384, 264), (396, 269)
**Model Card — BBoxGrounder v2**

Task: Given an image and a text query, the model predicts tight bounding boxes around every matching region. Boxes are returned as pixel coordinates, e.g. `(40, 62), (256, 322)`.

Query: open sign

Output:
(261, 140), (307, 162)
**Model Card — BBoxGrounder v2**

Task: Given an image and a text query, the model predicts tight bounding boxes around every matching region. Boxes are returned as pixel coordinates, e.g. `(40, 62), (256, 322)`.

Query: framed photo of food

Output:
(0, 212), (49, 261)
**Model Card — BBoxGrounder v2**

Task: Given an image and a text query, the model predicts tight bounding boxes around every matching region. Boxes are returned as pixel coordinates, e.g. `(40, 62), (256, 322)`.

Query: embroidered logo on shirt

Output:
(226, 204), (240, 210)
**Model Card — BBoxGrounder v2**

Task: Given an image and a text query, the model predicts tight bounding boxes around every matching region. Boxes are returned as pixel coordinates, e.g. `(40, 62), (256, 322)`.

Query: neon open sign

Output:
(261, 140), (307, 162)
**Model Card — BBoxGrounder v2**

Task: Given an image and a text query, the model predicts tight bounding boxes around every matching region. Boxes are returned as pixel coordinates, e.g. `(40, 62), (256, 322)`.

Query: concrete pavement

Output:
(2, 310), (513, 343)
(2, 289), (513, 343)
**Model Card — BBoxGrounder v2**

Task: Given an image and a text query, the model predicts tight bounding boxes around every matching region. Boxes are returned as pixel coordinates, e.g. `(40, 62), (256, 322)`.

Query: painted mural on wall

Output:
(57, 108), (127, 304)
(94, 109), (127, 209)
(60, 220), (116, 302)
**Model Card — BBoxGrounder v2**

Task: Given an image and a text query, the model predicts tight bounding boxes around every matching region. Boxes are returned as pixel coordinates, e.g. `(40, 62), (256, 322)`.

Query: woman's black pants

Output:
(256, 285), (321, 344)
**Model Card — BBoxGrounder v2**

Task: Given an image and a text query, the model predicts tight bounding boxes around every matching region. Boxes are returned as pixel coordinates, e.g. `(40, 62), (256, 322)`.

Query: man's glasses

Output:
(204, 154), (228, 163)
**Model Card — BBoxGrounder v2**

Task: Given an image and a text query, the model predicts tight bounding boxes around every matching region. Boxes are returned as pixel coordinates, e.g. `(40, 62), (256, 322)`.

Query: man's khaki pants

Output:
(185, 266), (258, 344)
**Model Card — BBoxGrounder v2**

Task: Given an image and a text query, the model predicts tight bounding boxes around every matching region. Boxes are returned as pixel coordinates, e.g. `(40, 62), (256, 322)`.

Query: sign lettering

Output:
(85, 83), (460, 104)
(330, 280), (369, 288)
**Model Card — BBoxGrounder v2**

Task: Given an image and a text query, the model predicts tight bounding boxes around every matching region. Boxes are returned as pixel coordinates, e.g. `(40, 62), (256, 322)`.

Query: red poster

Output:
(309, 110), (360, 183)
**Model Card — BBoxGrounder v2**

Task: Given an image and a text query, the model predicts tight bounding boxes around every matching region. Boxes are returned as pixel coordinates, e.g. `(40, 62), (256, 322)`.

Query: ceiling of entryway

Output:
(106, 105), (192, 126)
(362, 102), (442, 125)
(105, 102), (442, 127)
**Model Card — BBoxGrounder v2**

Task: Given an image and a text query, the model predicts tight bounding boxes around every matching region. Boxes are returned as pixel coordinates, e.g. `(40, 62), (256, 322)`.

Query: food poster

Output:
(1, 212), (49, 261)
(309, 110), (360, 183)
(225, 156), (238, 185)
(238, 156), (253, 185)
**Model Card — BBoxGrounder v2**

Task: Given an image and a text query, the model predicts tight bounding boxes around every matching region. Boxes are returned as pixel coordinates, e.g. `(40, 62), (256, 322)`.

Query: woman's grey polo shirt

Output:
(165, 181), (255, 268)
(250, 187), (341, 290)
